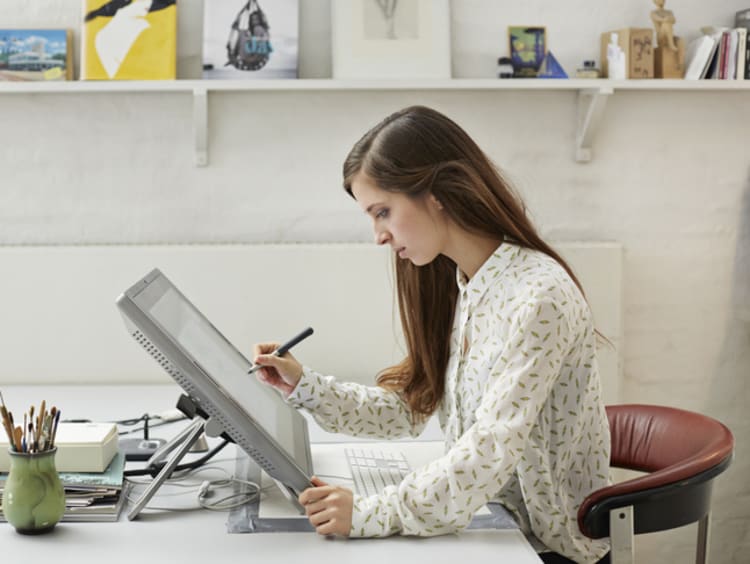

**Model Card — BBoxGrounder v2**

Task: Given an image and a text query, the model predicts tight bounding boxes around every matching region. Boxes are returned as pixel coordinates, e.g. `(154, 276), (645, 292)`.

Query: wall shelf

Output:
(2, 78), (748, 165)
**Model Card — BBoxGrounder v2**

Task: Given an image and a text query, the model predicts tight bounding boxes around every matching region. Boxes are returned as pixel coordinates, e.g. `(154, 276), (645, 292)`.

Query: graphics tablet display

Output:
(116, 268), (313, 506)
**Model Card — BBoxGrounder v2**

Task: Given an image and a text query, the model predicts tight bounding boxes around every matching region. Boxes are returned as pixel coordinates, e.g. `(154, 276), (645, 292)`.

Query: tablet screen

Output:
(136, 278), (304, 471)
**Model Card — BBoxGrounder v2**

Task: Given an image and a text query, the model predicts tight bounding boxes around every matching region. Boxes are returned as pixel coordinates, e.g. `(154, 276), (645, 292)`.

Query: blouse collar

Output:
(455, 242), (520, 309)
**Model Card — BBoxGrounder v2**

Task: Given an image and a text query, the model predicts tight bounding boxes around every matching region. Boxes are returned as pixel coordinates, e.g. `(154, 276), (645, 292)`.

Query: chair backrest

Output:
(578, 404), (734, 539)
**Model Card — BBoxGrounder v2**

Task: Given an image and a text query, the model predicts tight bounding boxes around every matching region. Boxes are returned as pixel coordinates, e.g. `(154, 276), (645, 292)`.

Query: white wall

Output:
(1, 1), (748, 562)
(0, 243), (621, 400)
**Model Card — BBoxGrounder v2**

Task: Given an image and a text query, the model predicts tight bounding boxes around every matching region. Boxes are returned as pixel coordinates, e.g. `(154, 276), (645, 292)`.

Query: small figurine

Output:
(650, 0), (685, 78)
(651, 0), (677, 51)
(606, 33), (626, 79)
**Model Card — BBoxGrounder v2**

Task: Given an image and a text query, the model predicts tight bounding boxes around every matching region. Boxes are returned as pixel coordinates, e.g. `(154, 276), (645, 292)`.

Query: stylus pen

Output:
(247, 327), (314, 375)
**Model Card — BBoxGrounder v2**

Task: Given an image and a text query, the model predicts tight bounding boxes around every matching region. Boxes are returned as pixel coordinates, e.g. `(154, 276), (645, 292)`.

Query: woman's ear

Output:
(429, 194), (444, 210)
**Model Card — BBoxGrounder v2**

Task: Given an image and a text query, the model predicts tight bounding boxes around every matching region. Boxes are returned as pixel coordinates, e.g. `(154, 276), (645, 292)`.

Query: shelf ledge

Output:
(1, 78), (749, 94)
(2, 79), (748, 166)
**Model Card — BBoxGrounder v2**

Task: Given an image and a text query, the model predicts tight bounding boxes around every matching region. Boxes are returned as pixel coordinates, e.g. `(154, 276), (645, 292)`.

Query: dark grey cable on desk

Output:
(124, 439), (230, 477)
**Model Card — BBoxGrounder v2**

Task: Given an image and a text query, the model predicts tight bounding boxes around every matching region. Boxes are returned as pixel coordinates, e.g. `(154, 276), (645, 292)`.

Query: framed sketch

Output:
(332, 0), (451, 79)
(508, 26), (546, 77)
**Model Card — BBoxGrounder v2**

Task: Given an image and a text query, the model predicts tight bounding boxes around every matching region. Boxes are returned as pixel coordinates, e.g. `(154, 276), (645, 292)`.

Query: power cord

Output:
(114, 409), (187, 436)
(123, 439), (230, 477)
(125, 463), (268, 513)
(197, 477), (262, 511)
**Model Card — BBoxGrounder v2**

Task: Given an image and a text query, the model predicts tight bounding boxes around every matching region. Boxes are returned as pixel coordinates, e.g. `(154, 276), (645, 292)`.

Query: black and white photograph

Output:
(203, 0), (298, 79)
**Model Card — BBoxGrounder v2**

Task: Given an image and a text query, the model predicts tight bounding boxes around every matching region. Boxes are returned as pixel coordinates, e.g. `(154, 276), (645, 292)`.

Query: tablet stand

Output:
(127, 395), (224, 521)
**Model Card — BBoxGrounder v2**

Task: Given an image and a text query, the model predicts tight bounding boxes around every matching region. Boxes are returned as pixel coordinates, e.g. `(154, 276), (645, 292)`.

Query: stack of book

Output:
(684, 10), (750, 80)
(60, 451), (129, 522)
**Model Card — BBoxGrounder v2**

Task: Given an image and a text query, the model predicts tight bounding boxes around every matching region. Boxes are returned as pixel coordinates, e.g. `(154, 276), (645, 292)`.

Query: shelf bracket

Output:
(575, 87), (613, 163)
(193, 87), (208, 167)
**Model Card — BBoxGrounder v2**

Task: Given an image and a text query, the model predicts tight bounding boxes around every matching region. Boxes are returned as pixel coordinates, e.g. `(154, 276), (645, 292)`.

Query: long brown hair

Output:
(343, 106), (586, 420)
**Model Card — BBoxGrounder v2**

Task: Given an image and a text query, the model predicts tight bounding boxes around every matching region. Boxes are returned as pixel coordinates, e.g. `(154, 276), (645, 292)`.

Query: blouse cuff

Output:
(285, 366), (324, 410)
(350, 490), (400, 538)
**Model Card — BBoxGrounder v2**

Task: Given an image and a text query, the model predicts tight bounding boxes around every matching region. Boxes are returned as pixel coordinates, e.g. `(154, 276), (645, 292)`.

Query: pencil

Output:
(43, 413), (53, 451)
(29, 405), (35, 450)
(47, 407), (57, 451)
(13, 425), (22, 452)
(0, 406), (13, 446)
(37, 400), (46, 449)
(0, 390), (14, 445)
(50, 409), (61, 448)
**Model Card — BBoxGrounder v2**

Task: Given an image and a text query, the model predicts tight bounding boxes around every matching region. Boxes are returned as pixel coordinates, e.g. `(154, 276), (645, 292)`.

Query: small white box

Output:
(0, 422), (118, 473)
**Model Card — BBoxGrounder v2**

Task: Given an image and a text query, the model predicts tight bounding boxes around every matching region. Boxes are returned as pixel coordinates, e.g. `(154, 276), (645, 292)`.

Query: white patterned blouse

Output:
(286, 242), (611, 564)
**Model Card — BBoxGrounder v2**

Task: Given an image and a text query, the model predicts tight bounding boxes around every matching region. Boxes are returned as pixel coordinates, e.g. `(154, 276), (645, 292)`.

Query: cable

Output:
(117, 420), (179, 436)
(123, 439), (230, 477)
(125, 466), (271, 513)
(110, 409), (187, 436)
(114, 413), (150, 426)
(126, 462), (260, 489)
(197, 476), (261, 511)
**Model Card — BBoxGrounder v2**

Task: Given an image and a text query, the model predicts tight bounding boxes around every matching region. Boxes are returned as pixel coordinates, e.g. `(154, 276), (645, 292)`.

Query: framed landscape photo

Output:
(332, 0), (451, 79)
(508, 26), (546, 77)
(0, 29), (72, 81)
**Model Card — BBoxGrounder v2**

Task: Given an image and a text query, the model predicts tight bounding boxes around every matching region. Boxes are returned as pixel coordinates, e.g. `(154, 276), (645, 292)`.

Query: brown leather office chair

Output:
(578, 404), (734, 564)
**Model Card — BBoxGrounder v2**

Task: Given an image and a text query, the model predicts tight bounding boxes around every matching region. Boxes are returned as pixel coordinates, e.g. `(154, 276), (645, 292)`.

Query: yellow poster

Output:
(82, 0), (176, 80)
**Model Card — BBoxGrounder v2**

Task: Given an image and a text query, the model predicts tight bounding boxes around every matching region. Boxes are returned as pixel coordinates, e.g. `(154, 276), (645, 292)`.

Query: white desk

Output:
(0, 385), (542, 563)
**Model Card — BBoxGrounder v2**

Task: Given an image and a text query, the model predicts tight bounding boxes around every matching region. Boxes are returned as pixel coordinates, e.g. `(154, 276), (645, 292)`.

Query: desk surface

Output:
(0, 385), (541, 563)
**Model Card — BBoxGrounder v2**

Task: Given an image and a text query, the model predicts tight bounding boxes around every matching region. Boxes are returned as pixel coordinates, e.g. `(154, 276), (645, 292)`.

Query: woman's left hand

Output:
(299, 476), (353, 536)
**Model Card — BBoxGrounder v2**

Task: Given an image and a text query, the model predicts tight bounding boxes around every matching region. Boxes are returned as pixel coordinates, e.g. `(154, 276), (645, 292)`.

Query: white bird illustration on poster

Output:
(84, 0), (175, 79)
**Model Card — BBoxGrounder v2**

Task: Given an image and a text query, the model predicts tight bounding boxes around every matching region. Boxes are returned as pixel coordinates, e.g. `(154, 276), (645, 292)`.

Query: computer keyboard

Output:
(345, 447), (411, 497)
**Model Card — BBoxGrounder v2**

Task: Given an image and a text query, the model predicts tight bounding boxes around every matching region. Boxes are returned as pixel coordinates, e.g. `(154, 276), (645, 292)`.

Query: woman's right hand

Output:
(252, 342), (304, 397)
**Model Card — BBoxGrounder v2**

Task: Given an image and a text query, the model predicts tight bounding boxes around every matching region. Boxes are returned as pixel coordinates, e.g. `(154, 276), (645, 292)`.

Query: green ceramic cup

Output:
(2, 448), (65, 534)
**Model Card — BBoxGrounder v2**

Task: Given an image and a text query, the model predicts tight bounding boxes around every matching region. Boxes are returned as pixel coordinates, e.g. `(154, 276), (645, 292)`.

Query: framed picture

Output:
(332, 0), (451, 79)
(508, 26), (546, 77)
(203, 0), (298, 79)
(0, 29), (72, 81)
(82, 0), (176, 80)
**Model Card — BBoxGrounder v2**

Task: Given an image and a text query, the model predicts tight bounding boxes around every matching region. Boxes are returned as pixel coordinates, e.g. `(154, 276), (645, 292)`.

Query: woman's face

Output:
(351, 171), (448, 266)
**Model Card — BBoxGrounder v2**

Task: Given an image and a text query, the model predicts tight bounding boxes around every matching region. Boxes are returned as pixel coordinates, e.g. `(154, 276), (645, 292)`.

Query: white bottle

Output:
(607, 33), (627, 79)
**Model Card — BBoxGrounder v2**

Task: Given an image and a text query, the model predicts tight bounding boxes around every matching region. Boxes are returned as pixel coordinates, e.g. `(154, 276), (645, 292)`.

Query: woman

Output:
(254, 106), (611, 564)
